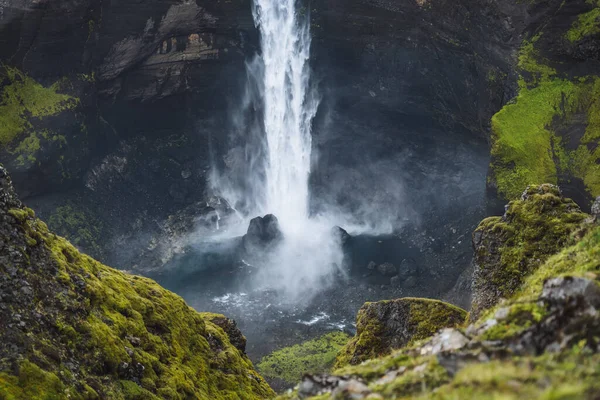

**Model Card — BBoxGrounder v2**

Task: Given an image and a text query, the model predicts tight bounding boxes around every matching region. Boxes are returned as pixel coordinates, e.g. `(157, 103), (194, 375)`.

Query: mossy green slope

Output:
(489, 7), (600, 200)
(334, 298), (467, 369)
(0, 166), (274, 399)
(257, 332), (350, 386)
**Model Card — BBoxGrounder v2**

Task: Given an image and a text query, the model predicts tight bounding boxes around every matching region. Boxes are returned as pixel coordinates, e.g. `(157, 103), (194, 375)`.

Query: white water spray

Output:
(252, 0), (317, 232)
(209, 0), (345, 302)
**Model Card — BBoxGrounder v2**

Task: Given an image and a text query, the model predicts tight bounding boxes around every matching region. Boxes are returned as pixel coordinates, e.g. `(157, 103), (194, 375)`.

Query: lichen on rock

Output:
(0, 164), (274, 399)
(334, 298), (467, 369)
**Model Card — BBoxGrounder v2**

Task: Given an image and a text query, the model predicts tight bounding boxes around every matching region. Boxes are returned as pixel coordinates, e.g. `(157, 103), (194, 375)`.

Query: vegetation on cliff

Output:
(0, 166), (274, 399)
(489, 2), (600, 200)
(257, 332), (350, 387)
(470, 184), (587, 318)
(0, 67), (79, 166)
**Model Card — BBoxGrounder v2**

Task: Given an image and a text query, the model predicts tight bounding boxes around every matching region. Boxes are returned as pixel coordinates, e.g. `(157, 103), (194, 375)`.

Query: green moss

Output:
(0, 361), (66, 400)
(478, 302), (547, 341)
(2, 204), (275, 399)
(517, 225), (600, 301)
(517, 34), (556, 87)
(335, 299), (466, 369)
(418, 349), (600, 400)
(491, 27), (600, 199)
(407, 298), (468, 343)
(0, 67), (78, 149)
(474, 185), (587, 306)
(369, 357), (450, 397)
(566, 7), (600, 42)
(257, 332), (349, 386)
(47, 204), (104, 258)
(490, 80), (580, 199)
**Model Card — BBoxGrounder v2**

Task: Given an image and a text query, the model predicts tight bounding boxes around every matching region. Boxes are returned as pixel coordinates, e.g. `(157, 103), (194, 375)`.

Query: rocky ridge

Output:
(0, 164), (273, 399)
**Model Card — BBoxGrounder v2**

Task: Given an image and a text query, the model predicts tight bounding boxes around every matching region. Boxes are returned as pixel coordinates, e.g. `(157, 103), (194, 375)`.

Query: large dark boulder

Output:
(243, 214), (283, 251)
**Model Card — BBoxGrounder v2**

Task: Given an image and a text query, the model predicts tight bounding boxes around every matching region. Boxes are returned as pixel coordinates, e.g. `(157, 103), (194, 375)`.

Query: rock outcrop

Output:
(471, 184), (587, 320)
(243, 214), (284, 251)
(0, 165), (273, 399)
(334, 298), (467, 368)
(0, 0), (257, 271)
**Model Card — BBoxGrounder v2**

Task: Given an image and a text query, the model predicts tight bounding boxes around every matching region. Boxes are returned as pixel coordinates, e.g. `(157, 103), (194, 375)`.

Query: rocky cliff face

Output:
(0, 164), (274, 399)
(0, 0), (256, 266)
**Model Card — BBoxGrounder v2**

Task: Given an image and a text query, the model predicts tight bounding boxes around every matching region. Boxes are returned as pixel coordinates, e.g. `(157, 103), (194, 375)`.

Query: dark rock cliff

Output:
(0, 0), (257, 266)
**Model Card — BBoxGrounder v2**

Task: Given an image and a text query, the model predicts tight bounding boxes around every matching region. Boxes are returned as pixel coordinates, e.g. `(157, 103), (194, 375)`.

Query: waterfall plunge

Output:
(209, 0), (345, 302)
(252, 0), (317, 233)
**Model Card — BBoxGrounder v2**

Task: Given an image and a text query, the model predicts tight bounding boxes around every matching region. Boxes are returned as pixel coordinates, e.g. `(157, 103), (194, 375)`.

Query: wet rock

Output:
(243, 214), (283, 251)
(331, 226), (351, 246)
(366, 261), (377, 271)
(540, 276), (600, 309)
(397, 258), (418, 278)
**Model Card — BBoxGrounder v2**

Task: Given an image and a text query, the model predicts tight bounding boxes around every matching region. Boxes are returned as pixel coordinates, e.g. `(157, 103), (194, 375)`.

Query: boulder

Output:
(243, 214), (283, 251)
(592, 197), (600, 219)
(470, 184), (587, 320)
(334, 298), (467, 368)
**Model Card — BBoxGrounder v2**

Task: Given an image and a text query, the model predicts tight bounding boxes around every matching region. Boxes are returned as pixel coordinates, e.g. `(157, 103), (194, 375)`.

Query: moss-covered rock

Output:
(0, 165), (274, 399)
(471, 184), (587, 320)
(334, 298), (467, 369)
(257, 332), (350, 388)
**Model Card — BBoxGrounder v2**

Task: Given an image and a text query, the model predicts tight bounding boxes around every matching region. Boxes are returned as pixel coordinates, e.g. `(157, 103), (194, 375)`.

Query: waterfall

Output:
(252, 0), (317, 231)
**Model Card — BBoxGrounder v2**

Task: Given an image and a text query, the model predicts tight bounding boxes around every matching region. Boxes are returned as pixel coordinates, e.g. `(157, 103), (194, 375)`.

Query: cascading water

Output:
(209, 0), (344, 302)
(252, 0), (317, 232)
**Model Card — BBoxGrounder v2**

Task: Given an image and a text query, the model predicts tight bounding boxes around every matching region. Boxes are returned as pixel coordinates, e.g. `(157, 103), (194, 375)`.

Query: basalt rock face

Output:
(0, 0), (256, 268)
(486, 0), (600, 206)
(0, 164), (274, 399)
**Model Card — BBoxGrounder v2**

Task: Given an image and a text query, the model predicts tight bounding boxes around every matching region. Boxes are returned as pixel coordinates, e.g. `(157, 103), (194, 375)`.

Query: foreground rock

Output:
(278, 186), (600, 400)
(334, 298), (467, 368)
(0, 166), (273, 399)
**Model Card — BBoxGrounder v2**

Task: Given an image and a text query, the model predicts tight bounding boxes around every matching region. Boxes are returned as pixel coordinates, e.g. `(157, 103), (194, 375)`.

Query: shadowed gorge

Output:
(1, 0), (600, 398)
